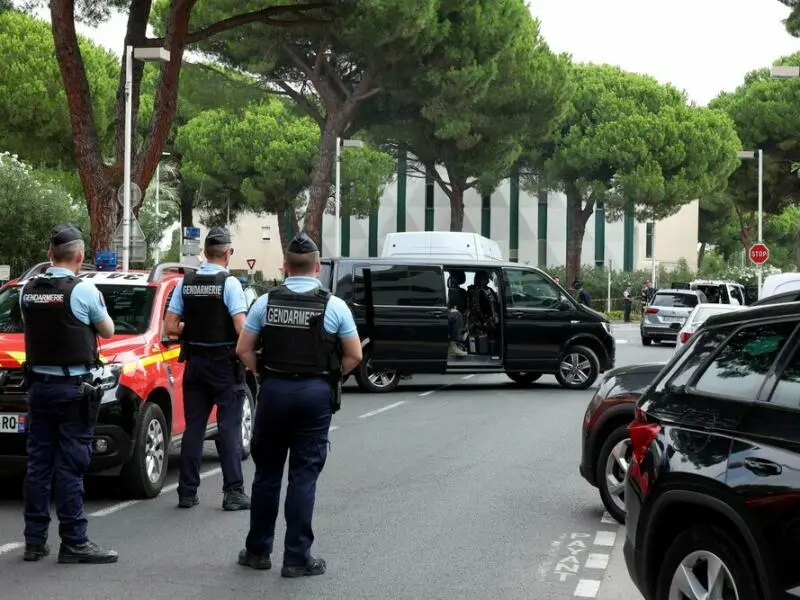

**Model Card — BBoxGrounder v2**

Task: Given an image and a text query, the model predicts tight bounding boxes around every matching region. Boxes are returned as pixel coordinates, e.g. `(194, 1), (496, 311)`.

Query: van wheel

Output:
(641, 336), (652, 346)
(355, 357), (400, 393)
(506, 372), (542, 386)
(555, 345), (599, 390)
(656, 525), (761, 600)
(121, 402), (169, 499)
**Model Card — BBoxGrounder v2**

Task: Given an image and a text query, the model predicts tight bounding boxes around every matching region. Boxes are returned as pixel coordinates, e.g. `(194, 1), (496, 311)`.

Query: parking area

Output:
(0, 323), (661, 600)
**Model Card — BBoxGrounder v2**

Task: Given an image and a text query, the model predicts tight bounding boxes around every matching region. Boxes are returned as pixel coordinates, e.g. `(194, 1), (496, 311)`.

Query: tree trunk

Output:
(50, 0), (189, 255)
(277, 208), (300, 254)
(698, 241), (706, 269)
(565, 182), (594, 288)
(304, 118), (341, 246)
(448, 186), (465, 231)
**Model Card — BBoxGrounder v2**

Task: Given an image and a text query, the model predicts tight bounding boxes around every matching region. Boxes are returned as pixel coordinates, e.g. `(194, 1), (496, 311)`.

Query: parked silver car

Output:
(640, 289), (707, 345)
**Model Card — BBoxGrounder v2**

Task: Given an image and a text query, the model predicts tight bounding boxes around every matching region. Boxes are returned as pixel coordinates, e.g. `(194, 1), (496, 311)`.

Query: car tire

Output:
(121, 402), (169, 499)
(595, 424), (631, 524)
(656, 524), (761, 600)
(506, 372), (542, 386)
(641, 336), (651, 346)
(555, 345), (600, 390)
(355, 355), (400, 393)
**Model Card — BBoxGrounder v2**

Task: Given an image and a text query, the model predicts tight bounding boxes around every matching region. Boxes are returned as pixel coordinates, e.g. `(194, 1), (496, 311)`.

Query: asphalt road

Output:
(0, 323), (662, 600)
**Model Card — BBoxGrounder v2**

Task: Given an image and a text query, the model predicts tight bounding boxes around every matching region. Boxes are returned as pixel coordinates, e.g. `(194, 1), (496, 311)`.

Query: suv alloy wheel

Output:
(656, 524), (761, 600)
(356, 356), (400, 393)
(595, 424), (631, 524)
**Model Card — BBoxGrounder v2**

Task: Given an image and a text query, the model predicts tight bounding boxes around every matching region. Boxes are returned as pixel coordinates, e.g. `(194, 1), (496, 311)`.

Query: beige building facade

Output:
(184, 156), (700, 278)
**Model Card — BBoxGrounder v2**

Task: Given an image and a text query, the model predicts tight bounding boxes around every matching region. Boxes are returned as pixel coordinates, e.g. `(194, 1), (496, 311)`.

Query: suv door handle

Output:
(744, 457), (782, 476)
(508, 310), (526, 318)
(427, 309), (446, 317)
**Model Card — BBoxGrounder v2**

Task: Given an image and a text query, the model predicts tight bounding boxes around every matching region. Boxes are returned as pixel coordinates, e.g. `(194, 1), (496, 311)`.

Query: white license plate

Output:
(0, 413), (25, 433)
(663, 316), (685, 323)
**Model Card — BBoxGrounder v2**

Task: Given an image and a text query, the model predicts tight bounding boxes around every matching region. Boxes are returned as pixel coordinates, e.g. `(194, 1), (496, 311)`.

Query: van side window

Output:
(504, 269), (560, 309)
(354, 265), (445, 307)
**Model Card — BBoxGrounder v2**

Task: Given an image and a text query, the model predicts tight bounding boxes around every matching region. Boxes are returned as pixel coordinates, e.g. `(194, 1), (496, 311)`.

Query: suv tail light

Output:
(644, 307), (659, 314)
(679, 331), (691, 344)
(629, 407), (660, 464)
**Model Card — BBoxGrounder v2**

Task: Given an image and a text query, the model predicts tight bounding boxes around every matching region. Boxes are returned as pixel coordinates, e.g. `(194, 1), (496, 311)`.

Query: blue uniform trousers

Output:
(245, 376), (332, 566)
(178, 354), (245, 497)
(23, 380), (92, 546)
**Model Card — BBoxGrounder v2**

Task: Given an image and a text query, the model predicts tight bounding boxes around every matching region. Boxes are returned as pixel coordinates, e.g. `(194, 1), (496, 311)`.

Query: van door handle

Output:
(744, 457), (782, 476)
(508, 310), (526, 318)
(427, 310), (446, 317)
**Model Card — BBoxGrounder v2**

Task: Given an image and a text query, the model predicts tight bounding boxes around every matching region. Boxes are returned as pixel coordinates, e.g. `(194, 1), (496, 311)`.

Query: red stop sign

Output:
(749, 243), (770, 265)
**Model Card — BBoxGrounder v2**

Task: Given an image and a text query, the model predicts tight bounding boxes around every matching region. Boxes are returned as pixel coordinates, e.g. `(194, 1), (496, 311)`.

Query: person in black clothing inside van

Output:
(446, 271), (468, 357)
(467, 270), (499, 353)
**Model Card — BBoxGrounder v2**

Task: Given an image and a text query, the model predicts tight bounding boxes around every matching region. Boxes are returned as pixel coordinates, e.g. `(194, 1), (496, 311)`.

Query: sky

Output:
(41, 0), (799, 107)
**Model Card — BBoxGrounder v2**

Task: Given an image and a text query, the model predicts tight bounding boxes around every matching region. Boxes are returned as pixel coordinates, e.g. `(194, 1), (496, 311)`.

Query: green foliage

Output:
(175, 99), (395, 224)
(0, 152), (88, 276)
(776, 0), (800, 36)
(537, 64), (741, 221)
(0, 11), (119, 167)
(709, 52), (800, 217)
(368, 0), (571, 229)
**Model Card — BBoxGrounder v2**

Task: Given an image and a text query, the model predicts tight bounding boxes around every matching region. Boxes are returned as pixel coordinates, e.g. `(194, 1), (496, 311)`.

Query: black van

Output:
(319, 258), (615, 393)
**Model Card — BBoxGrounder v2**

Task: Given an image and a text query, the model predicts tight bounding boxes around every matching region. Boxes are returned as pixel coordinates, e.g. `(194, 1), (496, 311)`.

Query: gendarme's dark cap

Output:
(205, 226), (231, 246)
(287, 232), (319, 254)
(51, 223), (82, 246)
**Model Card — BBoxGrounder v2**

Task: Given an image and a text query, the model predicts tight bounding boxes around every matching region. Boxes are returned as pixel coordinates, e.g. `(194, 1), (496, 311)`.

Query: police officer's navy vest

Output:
(260, 284), (338, 375)
(21, 275), (98, 368)
(181, 270), (238, 344)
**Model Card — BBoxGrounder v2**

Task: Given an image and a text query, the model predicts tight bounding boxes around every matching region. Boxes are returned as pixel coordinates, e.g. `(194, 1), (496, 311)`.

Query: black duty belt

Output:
(262, 370), (330, 381)
(29, 372), (93, 385)
(186, 344), (236, 358)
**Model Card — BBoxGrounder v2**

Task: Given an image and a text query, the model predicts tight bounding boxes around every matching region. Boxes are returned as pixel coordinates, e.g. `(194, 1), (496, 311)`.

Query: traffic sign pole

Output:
(757, 149), (763, 299)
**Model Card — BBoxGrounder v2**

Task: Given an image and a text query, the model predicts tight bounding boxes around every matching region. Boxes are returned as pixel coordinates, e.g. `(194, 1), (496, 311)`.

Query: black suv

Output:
(320, 258), (615, 393)
(624, 300), (800, 600)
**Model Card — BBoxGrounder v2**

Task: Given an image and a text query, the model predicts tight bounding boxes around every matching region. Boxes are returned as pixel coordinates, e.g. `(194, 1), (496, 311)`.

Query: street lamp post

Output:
(123, 45), (171, 271)
(334, 138), (365, 256)
(738, 149), (764, 296)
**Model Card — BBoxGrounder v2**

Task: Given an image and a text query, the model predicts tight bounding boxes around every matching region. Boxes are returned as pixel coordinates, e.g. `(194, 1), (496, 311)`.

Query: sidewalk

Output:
(597, 527), (643, 600)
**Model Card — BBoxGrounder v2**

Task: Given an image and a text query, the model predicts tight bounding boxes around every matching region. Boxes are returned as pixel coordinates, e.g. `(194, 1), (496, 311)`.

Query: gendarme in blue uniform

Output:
(166, 226), (251, 511)
(240, 232), (357, 577)
(20, 222), (118, 564)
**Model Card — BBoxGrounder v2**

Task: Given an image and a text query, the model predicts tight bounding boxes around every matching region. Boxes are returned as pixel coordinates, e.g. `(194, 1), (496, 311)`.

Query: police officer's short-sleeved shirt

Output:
(244, 276), (358, 339)
(166, 262), (247, 346)
(20, 267), (111, 376)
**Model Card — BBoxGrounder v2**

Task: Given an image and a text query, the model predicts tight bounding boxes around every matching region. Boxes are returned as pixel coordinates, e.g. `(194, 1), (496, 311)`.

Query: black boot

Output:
(281, 556), (326, 578)
(223, 489), (251, 511)
(237, 548), (271, 570)
(23, 542), (49, 562)
(178, 495), (199, 508)
(57, 541), (118, 564)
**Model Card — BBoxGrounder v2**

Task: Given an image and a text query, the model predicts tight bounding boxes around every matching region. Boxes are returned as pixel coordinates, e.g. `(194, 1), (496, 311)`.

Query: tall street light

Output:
(123, 45), (171, 271)
(738, 149), (764, 295)
(334, 137), (364, 256)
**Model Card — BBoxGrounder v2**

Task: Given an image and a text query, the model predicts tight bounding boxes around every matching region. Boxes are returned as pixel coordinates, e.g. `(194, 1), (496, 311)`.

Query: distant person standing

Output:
(574, 279), (592, 308)
(623, 287), (632, 322)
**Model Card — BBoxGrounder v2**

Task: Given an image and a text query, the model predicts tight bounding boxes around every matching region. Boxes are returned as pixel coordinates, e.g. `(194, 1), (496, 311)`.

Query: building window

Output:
(261, 226), (271, 241)
(645, 222), (654, 259)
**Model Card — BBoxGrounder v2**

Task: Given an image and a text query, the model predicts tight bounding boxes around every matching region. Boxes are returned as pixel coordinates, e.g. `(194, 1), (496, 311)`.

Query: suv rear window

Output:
(652, 293), (698, 308)
(0, 283), (155, 335)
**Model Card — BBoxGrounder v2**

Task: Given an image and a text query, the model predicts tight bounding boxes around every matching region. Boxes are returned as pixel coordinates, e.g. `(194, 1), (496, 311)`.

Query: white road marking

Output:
(600, 511), (618, 524)
(593, 531), (617, 547)
(418, 373), (480, 397)
(329, 425), (339, 431)
(88, 467), (224, 518)
(0, 542), (23, 555)
(615, 340), (629, 345)
(358, 401), (406, 419)
(584, 553), (610, 570)
(574, 579), (601, 598)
